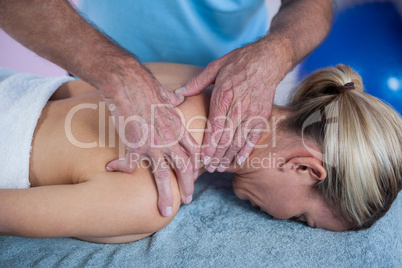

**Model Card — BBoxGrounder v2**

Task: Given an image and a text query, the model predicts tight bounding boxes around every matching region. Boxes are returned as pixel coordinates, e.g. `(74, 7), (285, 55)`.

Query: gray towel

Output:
(1, 172), (401, 267)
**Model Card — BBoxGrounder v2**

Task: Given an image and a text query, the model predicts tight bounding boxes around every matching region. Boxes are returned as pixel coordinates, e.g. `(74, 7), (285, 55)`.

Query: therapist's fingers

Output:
(179, 127), (202, 174)
(161, 85), (185, 107)
(235, 129), (263, 166)
(206, 99), (246, 172)
(202, 83), (233, 169)
(150, 152), (175, 217)
(165, 146), (194, 204)
(215, 123), (248, 172)
(176, 57), (226, 97)
(222, 121), (265, 171)
(106, 154), (138, 173)
(204, 115), (236, 173)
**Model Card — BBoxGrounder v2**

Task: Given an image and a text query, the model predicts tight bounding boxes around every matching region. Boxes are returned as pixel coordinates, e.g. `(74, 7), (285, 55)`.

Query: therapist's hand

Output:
(102, 62), (199, 217)
(176, 37), (292, 172)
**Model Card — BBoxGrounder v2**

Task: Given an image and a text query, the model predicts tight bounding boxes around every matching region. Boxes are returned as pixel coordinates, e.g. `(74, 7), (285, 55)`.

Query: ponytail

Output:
(281, 65), (402, 229)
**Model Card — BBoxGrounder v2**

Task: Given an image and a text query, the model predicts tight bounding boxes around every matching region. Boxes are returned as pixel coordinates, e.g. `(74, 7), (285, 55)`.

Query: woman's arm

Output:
(0, 167), (181, 244)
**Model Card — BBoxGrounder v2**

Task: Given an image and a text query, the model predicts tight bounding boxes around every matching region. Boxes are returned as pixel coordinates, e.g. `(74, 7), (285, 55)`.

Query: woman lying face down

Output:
(0, 63), (401, 243)
(232, 64), (402, 231)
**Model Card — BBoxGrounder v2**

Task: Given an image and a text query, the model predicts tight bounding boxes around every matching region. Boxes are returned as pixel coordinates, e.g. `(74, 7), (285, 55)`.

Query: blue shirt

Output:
(79, 0), (268, 67)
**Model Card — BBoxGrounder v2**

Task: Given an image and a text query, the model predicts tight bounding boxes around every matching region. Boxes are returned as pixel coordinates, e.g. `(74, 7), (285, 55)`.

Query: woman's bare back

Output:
(29, 63), (208, 187)
(0, 63), (209, 243)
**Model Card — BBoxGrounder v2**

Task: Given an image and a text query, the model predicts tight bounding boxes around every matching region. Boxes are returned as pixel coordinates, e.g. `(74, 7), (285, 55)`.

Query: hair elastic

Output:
(336, 82), (355, 93)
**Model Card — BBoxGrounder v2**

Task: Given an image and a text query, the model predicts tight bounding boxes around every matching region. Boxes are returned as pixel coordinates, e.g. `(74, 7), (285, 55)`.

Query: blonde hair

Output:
(282, 64), (402, 229)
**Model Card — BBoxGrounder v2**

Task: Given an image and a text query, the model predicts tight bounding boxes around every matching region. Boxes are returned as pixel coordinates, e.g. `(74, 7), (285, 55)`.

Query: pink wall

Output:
(2, 0), (399, 78)
(0, 0), (272, 78)
(0, 0), (79, 77)
(0, 29), (67, 76)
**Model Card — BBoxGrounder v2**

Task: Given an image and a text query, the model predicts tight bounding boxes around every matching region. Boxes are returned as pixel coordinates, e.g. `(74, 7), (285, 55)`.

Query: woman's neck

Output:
(199, 105), (291, 175)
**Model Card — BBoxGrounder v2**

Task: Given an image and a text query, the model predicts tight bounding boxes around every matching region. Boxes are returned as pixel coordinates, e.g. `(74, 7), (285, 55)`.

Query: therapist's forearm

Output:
(264, 0), (333, 71)
(0, 0), (141, 90)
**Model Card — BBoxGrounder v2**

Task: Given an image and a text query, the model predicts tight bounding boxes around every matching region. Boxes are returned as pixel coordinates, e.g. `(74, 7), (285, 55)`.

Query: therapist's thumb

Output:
(176, 63), (220, 97)
(163, 88), (185, 107)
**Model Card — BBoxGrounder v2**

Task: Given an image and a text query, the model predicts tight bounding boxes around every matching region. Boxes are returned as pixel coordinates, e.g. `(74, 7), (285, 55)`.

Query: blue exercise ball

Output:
(300, 2), (402, 113)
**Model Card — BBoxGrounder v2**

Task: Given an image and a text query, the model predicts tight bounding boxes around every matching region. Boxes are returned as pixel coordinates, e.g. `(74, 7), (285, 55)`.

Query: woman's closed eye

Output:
(289, 215), (303, 222)
(290, 214), (315, 227)
(289, 215), (318, 228)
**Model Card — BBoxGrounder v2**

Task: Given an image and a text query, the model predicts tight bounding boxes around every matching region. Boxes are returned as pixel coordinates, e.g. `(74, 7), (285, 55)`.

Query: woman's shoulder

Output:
(145, 62), (203, 92)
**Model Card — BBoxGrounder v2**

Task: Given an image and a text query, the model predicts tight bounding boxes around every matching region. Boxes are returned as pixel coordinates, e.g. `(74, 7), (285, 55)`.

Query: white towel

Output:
(0, 68), (74, 189)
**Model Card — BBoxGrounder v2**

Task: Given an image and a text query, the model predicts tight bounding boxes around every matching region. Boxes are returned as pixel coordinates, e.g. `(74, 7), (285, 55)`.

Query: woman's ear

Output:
(281, 157), (326, 181)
